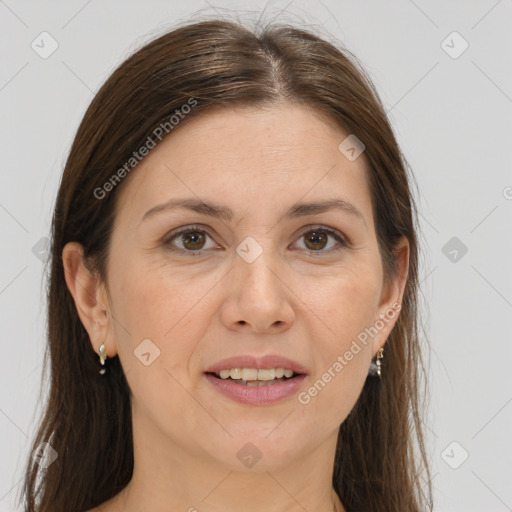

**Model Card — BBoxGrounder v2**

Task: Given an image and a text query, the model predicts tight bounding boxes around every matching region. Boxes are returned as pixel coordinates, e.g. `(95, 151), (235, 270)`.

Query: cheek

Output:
(112, 261), (216, 378)
(301, 287), (376, 423)
(297, 319), (372, 427)
(112, 256), (195, 333)
(306, 269), (380, 400)
(320, 270), (382, 343)
(110, 265), (205, 424)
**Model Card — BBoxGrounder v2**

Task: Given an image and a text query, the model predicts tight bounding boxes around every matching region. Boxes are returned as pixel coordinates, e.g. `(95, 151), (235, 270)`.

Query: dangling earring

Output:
(368, 347), (385, 380)
(98, 343), (108, 375)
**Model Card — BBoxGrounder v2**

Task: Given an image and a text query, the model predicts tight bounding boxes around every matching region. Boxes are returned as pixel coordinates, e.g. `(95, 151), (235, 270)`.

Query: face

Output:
(66, 103), (407, 472)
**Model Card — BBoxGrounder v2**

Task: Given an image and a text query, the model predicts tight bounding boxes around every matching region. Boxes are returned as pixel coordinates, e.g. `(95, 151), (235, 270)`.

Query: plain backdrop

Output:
(1, 1), (511, 511)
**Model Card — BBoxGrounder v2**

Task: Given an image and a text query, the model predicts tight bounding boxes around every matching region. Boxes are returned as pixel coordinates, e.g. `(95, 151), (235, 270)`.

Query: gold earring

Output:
(376, 347), (384, 379)
(98, 343), (108, 375)
(368, 347), (385, 379)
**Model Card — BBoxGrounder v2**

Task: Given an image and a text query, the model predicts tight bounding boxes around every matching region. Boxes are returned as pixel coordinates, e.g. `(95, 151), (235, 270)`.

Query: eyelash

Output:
(162, 224), (349, 257)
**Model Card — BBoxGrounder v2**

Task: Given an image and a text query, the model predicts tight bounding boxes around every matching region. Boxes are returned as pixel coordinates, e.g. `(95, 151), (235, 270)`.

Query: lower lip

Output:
(204, 373), (307, 405)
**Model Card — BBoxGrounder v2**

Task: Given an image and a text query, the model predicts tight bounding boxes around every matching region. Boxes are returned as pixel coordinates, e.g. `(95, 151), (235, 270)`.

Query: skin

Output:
(63, 103), (409, 512)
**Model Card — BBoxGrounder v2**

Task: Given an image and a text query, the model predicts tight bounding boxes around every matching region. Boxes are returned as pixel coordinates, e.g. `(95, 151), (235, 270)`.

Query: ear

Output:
(62, 241), (116, 359)
(372, 236), (409, 357)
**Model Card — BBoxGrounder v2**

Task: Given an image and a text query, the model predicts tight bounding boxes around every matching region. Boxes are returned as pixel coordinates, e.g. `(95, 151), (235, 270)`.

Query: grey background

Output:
(1, 1), (511, 511)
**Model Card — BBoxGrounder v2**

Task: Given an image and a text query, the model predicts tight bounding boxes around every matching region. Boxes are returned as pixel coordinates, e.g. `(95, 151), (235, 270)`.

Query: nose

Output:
(219, 242), (295, 334)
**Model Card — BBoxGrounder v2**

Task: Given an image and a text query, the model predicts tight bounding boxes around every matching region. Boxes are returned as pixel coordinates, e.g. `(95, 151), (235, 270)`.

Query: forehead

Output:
(113, 103), (372, 226)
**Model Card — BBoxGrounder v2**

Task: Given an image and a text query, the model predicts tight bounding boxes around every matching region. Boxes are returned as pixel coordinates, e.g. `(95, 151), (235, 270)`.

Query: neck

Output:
(106, 411), (347, 512)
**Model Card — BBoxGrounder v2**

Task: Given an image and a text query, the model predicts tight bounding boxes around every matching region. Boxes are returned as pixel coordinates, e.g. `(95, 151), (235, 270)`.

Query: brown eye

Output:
(303, 230), (329, 251)
(164, 226), (217, 255)
(164, 225), (347, 257)
(294, 227), (347, 255)
(180, 231), (206, 250)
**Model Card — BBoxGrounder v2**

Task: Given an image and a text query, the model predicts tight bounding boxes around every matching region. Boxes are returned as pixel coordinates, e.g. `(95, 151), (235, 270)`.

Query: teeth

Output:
(229, 368), (242, 379)
(242, 368), (258, 381)
(215, 367), (296, 381)
(258, 368), (275, 381)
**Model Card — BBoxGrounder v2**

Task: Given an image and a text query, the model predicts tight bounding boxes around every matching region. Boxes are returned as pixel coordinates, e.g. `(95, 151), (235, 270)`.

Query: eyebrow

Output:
(141, 197), (366, 226)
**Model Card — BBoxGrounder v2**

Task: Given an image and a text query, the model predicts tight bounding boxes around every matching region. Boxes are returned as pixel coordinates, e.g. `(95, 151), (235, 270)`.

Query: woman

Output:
(20, 18), (433, 512)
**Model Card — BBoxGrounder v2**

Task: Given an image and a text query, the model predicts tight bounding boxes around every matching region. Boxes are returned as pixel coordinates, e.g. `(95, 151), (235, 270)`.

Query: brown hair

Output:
(19, 17), (433, 512)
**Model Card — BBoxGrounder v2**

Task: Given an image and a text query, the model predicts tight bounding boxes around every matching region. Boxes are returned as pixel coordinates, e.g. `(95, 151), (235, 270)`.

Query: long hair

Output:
(19, 18), (433, 512)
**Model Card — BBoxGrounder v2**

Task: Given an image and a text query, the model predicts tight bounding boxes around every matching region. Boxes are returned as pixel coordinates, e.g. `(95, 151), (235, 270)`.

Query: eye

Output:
(163, 224), (348, 256)
(292, 226), (348, 255)
(163, 225), (218, 256)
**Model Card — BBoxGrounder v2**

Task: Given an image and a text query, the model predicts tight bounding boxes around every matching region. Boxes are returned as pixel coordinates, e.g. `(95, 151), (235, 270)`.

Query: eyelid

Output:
(293, 225), (350, 253)
(162, 224), (220, 252)
(163, 223), (351, 255)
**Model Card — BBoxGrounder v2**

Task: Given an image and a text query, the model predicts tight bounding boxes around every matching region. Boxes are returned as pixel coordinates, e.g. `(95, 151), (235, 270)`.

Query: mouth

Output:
(204, 354), (308, 404)
(205, 367), (303, 386)
(203, 355), (308, 404)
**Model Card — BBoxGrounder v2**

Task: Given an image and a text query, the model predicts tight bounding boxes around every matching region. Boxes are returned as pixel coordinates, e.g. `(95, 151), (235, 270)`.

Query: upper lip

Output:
(205, 354), (308, 375)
